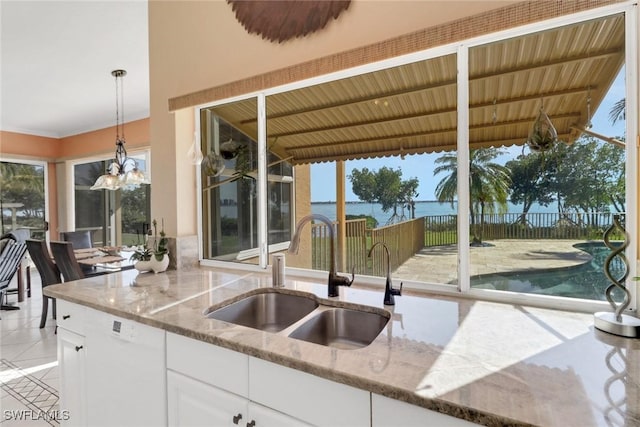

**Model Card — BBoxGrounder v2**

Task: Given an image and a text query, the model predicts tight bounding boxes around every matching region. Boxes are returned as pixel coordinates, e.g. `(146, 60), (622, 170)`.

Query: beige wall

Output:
(1, 119), (150, 239)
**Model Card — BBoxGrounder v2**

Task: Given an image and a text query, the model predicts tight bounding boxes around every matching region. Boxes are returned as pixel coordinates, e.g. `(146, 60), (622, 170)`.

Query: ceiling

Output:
(208, 13), (625, 164)
(0, 1), (149, 139)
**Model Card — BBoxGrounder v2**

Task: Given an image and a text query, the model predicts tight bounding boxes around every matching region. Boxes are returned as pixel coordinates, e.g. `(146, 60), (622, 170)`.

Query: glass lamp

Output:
(91, 69), (150, 191)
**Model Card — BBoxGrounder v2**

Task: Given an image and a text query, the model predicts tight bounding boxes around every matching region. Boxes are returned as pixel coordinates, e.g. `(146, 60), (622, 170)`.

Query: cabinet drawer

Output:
(249, 357), (370, 427)
(56, 300), (86, 335)
(372, 394), (481, 426)
(167, 332), (249, 397)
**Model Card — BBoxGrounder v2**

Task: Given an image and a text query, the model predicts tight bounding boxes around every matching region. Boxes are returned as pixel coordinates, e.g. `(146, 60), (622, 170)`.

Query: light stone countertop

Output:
(44, 266), (640, 427)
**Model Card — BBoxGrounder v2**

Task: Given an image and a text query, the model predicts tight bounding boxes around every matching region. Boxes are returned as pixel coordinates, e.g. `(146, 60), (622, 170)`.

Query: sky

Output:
(310, 71), (627, 202)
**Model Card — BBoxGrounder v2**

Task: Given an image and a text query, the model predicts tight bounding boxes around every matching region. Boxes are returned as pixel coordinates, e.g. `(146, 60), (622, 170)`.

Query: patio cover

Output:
(207, 13), (625, 165)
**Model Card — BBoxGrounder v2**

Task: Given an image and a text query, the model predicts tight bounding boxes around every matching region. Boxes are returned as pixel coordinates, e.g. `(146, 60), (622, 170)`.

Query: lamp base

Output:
(594, 311), (640, 338)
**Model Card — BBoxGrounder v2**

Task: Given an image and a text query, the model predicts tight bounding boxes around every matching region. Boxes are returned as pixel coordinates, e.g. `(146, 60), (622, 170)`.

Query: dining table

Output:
(73, 247), (136, 273)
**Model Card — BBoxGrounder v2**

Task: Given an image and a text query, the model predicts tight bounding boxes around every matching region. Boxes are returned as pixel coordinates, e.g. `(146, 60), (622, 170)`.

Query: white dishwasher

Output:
(85, 311), (166, 427)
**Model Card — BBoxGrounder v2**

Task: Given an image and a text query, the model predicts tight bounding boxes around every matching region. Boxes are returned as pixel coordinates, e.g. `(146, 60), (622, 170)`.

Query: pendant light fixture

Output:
(91, 70), (150, 190)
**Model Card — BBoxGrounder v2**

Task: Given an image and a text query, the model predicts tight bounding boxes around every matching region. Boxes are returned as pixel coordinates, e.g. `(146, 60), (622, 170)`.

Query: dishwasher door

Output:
(85, 311), (166, 427)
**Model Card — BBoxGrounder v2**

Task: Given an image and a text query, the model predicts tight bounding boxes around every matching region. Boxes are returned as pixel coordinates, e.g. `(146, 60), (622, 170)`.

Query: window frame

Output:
(66, 149), (152, 246)
(0, 156), (50, 241)
(197, 98), (295, 265)
(195, 2), (638, 314)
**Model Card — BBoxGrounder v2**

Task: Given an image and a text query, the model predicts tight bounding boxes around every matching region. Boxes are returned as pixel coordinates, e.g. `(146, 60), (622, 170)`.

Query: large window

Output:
(465, 14), (629, 304)
(200, 104), (293, 263)
(73, 153), (150, 247)
(197, 6), (636, 311)
(0, 159), (47, 239)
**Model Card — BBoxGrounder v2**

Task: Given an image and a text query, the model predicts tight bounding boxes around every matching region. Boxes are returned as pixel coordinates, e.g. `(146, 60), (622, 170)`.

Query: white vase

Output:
(150, 253), (169, 274)
(134, 260), (153, 272)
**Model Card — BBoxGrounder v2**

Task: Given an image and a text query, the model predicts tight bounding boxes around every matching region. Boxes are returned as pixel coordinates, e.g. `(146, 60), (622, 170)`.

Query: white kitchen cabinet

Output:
(167, 333), (310, 427)
(85, 310), (166, 426)
(57, 300), (166, 427)
(250, 357), (370, 427)
(167, 370), (308, 427)
(167, 332), (248, 397)
(56, 327), (86, 427)
(247, 401), (312, 427)
(372, 394), (481, 426)
(167, 370), (247, 426)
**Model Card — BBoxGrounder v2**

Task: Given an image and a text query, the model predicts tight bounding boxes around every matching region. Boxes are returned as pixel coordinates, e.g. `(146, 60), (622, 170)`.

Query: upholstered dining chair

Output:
(60, 230), (93, 250)
(26, 239), (61, 328)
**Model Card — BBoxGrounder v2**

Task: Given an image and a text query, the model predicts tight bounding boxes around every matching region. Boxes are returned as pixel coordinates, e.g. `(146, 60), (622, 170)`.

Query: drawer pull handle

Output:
(246, 421), (256, 427)
(75, 345), (83, 352)
(63, 315), (71, 320)
(232, 414), (242, 424)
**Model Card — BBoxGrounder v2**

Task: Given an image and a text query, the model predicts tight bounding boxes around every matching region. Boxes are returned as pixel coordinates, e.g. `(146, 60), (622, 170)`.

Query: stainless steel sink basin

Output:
(205, 292), (319, 333)
(288, 308), (389, 350)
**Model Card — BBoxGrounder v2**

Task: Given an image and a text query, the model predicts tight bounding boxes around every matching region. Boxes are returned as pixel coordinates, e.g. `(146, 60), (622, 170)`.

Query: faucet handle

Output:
(384, 281), (402, 306)
(392, 282), (403, 296)
(334, 267), (355, 287)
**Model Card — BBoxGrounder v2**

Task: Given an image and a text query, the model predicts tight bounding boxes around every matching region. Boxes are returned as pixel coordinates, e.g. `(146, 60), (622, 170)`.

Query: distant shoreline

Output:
(311, 200), (451, 205)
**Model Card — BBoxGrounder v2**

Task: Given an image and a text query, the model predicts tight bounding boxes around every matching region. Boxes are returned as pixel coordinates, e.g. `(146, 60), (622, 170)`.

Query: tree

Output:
(549, 136), (624, 226)
(434, 148), (511, 244)
(399, 178), (419, 219)
(609, 98), (625, 125)
(506, 153), (555, 224)
(348, 167), (419, 224)
(0, 162), (46, 230)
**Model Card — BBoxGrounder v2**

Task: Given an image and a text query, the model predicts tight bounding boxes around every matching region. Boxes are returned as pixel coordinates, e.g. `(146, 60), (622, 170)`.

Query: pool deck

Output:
(394, 239), (593, 284)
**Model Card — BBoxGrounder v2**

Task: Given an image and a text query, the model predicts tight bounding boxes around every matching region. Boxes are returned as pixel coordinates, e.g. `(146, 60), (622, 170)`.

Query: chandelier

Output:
(91, 70), (150, 190)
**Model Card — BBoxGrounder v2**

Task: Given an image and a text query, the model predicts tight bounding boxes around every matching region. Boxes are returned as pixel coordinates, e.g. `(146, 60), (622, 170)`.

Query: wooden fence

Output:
(311, 218), (424, 276)
(311, 212), (624, 277)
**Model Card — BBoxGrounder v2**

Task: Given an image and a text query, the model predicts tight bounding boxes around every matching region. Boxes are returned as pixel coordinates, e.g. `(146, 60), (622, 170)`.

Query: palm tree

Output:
(0, 162), (46, 231)
(434, 148), (512, 244)
(609, 98), (625, 125)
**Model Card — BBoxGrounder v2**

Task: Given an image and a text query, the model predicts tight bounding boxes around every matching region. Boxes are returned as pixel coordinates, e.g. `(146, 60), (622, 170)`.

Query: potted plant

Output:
(526, 107), (557, 152)
(130, 219), (169, 273)
(150, 219), (170, 273)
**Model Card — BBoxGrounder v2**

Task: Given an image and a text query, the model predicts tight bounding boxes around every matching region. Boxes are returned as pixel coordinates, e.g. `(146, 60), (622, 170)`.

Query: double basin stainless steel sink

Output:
(204, 289), (389, 350)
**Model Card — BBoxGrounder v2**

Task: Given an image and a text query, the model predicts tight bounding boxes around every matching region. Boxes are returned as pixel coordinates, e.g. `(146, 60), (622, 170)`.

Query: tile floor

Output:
(1, 272), (60, 426)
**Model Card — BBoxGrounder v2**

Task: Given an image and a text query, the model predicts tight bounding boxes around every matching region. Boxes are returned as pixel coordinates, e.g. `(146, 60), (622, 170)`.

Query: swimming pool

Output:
(470, 241), (628, 301)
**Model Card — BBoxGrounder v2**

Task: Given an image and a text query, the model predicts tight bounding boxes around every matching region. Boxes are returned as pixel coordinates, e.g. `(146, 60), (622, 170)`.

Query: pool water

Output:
(470, 241), (628, 301)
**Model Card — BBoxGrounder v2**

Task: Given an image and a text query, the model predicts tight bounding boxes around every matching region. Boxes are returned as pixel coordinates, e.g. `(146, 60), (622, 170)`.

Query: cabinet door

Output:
(57, 328), (86, 427)
(250, 357), (370, 427)
(248, 402), (312, 427)
(85, 312), (166, 426)
(372, 394), (481, 426)
(56, 300), (86, 335)
(167, 370), (248, 427)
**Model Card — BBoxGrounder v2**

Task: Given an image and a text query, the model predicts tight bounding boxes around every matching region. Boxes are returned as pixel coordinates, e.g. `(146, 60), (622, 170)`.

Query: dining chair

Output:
(50, 241), (89, 282)
(26, 239), (61, 328)
(60, 230), (93, 250)
(50, 240), (110, 282)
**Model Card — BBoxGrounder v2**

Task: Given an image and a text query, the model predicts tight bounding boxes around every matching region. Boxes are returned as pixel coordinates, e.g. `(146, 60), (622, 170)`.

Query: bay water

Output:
(311, 200), (559, 226)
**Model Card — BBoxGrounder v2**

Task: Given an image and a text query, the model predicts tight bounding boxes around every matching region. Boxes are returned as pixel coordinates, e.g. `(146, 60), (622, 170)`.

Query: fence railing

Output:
(311, 217), (424, 276)
(368, 218), (424, 277)
(311, 212), (624, 277)
(425, 212), (624, 246)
